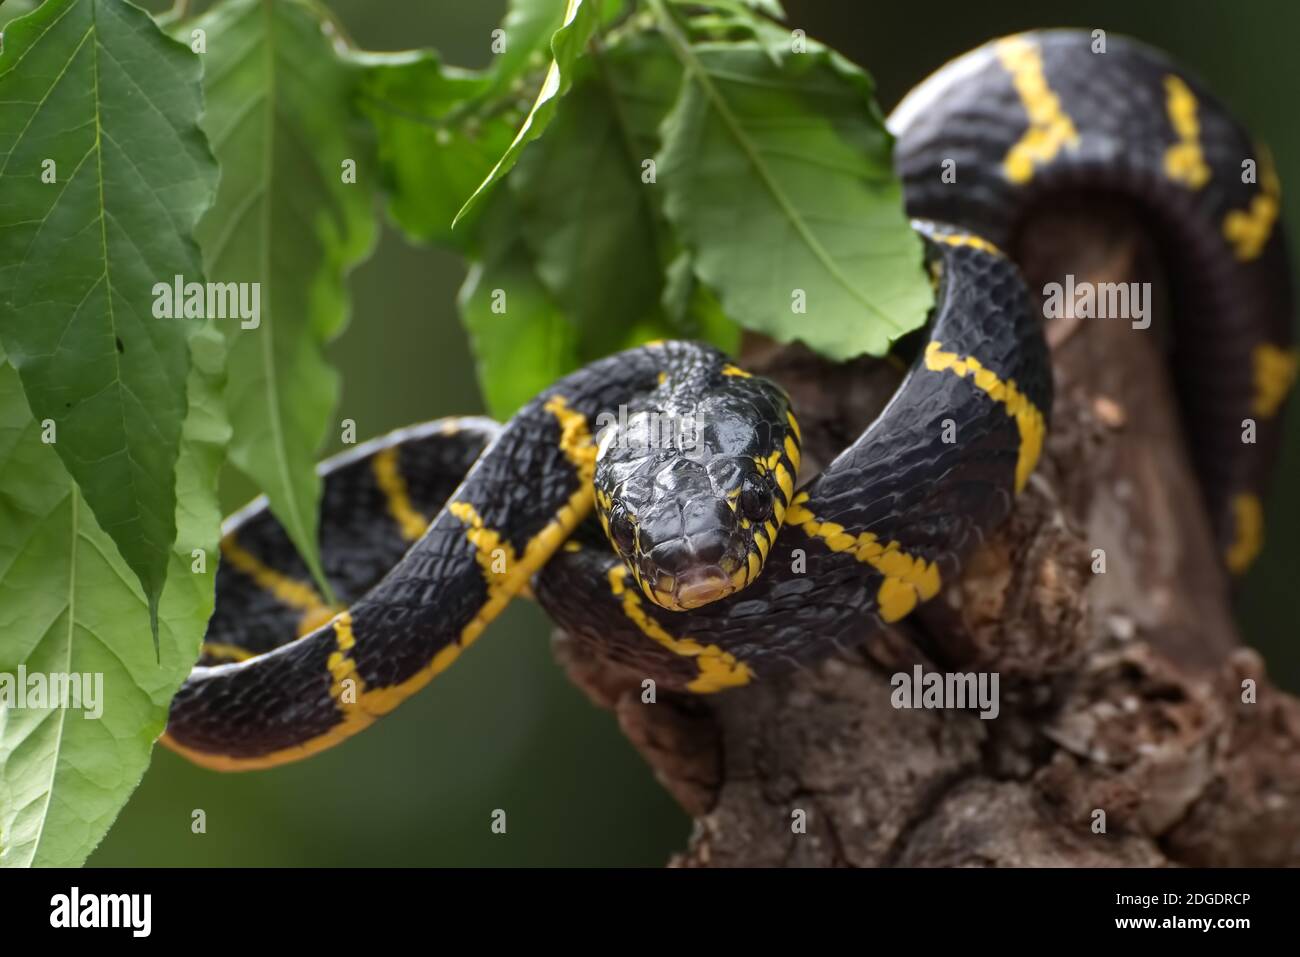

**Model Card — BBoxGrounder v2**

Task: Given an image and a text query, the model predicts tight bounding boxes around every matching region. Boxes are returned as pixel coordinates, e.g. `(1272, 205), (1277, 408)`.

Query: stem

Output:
(156, 0), (191, 29)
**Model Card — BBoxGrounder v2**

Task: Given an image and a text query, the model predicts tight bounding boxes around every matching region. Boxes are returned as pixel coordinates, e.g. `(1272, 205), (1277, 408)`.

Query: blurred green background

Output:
(84, 0), (1298, 866)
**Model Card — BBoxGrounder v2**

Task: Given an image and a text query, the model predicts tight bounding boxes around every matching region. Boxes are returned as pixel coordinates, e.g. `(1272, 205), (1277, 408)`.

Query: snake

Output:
(162, 30), (1294, 771)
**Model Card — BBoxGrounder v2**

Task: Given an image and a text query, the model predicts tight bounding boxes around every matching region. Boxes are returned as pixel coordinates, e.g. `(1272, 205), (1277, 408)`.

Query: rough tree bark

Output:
(552, 201), (1300, 867)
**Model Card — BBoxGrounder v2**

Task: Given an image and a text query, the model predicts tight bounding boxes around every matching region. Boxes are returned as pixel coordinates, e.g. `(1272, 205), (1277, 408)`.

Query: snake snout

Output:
(644, 546), (735, 611)
(673, 566), (733, 609)
(642, 519), (745, 611)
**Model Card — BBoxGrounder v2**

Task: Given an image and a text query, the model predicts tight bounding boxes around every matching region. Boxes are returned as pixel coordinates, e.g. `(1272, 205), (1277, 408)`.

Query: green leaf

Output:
(663, 249), (740, 352)
(0, 325), (228, 868)
(356, 51), (516, 249)
(0, 0), (218, 643)
(461, 30), (739, 412)
(459, 28), (742, 407)
(458, 191), (577, 419)
(453, 0), (600, 226)
(509, 32), (681, 357)
(193, 0), (377, 600)
(0, 0), (40, 31)
(654, 37), (932, 359)
(358, 2), (636, 247)
(487, 0), (630, 97)
(487, 0), (568, 98)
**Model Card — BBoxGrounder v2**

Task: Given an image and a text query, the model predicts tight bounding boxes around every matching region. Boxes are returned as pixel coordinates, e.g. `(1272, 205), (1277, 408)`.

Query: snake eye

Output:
(609, 508), (637, 554)
(738, 474), (773, 523)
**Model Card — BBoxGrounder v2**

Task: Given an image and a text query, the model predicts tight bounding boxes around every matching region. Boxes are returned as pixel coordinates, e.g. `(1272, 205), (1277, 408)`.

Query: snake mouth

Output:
(671, 566), (734, 610)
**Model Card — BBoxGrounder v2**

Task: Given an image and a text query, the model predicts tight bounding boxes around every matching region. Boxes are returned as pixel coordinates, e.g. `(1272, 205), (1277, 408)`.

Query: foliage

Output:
(366, 0), (928, 415)
(0, 327), (227, 867)
(188, 0), (377, 599)
(0, 0), (927, 865)
(0, 0), (218, 643)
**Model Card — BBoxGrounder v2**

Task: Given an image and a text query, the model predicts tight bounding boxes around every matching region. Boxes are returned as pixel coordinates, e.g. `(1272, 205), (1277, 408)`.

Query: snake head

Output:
(594, 365), (799, 612)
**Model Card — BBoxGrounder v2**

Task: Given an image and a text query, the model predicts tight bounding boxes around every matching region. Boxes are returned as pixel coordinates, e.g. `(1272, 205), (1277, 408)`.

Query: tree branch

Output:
(554, 202), (1300, 867)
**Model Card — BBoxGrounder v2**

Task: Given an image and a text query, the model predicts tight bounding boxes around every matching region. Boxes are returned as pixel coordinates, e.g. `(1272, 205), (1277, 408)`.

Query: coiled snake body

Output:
(164, 31), (1294, 770)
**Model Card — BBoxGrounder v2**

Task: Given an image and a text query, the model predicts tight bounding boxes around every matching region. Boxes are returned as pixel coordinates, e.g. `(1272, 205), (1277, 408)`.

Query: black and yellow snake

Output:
(164, 30), (1294, 771)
